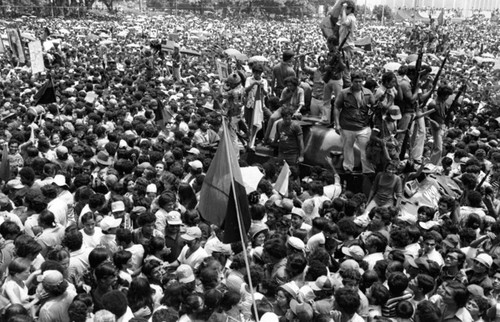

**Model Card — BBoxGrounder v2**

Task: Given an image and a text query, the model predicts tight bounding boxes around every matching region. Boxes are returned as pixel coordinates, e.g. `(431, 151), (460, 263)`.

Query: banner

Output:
(355, 36), (372, 51)
(7, 29), (26, 64)
(216, 60), (229, 80)
(28, 41), (45, 74)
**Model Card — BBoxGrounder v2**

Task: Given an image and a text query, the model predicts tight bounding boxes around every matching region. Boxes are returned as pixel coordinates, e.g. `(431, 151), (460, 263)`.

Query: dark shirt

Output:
(164, 233), (182, 263)
(335, 87), (375, 131)
(428, 99), (449, 125)
(275, 120), (302, 156)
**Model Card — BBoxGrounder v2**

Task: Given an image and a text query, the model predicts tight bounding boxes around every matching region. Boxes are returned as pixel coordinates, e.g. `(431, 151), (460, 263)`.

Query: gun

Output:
(476, 170), (491, 192)
(420, 51), (450, 108)
(445, 79), (468, 126)
(412, 43), (425, 93)
(399, 114), (415, 161)
(339, 31), (351, 69)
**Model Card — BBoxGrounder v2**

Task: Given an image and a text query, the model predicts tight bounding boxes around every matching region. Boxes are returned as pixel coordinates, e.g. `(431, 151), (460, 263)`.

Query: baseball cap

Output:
(339, 259), (360, 273)
(166, 211), (182, 225)
(111, 201), (125, 213)
(289, 299), (313, 320)
(181, 226), (202, 241)
(341, 245), (366, 261)
(41, 270), (65, 287)
(188, 160), (203, 170)
(100, 216), (122, 231)
(287, 236), (305, 252)
(187, 147), (200, 156)
(442, 234), (460, 248)
(291, 207), (305, 218)
(310, 275), (335, 291)
(52, 174), (68, 188)
(474, 253), (493, 268)
(176, 264), (195, 283)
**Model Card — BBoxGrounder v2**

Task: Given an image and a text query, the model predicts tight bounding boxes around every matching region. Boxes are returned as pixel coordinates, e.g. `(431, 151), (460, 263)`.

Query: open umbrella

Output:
(21, 33), (36, 41)
(249, 55), (268, 63)
(224, 48), (241, 56)
(482, 53), (495, 58)
(99, 40), (114, 46)
(234, 53), (248, 61)
(277, 37), (290, 42)
(384, 62), (401, 72)
(180, 48), (201, 57)
(125, 43), (141, 48)
(406, 54), (418, 62)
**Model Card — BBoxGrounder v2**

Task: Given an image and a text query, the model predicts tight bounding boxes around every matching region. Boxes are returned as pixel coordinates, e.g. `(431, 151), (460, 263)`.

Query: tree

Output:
(372, 4), (392, 22)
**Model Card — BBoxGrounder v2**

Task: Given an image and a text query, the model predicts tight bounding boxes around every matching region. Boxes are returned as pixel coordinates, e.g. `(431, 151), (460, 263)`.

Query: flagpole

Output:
(222, 117), (260, 322)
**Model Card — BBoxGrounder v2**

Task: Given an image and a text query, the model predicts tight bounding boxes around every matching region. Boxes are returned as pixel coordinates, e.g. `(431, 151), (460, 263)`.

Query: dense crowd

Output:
(1, 1), (500, 322)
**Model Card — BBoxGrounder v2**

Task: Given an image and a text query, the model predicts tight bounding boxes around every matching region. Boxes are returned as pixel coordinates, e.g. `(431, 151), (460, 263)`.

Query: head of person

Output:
(94, 262), (118, 290)
(343, 0), (355, 13)
(284, 76), (299, 92)
(437, 280), (468, 308)
(283, 50), (295, 62)
(409, 274), (435, 296)
(465, 295), (488, 320)
(387, 271), (409, 297)
(252, 64), (264, 80)
(381, 71), (398, 89)
(437, 85), (453, 100)
(8, 257), (31, 281)
(281, 106), (295, 126)
(334, 287), (360, 316)
(415, 300), (442, 322)
(351, 72), (364, 91)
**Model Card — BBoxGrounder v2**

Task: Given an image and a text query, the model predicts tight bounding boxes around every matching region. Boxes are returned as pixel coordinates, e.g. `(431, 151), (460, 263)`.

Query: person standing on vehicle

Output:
(270, 50), (296, 97)
(334, 72), (375, 174)
(273, 107), (304, 167)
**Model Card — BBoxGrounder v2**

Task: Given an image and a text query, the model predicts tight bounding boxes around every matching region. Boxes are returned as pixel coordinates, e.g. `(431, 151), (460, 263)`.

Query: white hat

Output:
(100, 216), (122, 231)
(474, 253), (493, 268)
(181, 226), (202, 241)
(111, 201), (125, 213)
(291, 207), (305, 218)
(187, 147), (200, 155)
(146, 184), (157, 193)
(188, 160), (203, 170)
(166, 211), (182, 225)
(52, 174), (68, 188)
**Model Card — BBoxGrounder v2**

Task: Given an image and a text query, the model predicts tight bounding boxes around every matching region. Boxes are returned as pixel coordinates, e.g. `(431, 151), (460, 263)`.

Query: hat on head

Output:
(474, 253), (493, 268)
(287, 236), (305, 252)
(56, 145), (68, 156)
(102, 290), (128, 318)
(289, 299), (313, 320)
(248, 223), (269, 240)
(279, 282), (299, 299)
(176, 264), (195, 283)
(100, 216), (122, 231)
(118, 139), (129, 149)
(386, 105), (402, 120)
(261, 312), (280, 322)
(52, 174), (68, 188)
(341, 245), (366, 261)
(291, 207), (305, 218)
(41, 270), (65, 288)
(442, 234), (460, 248)
(188, 160), (203, 170)
(111, 201), (125, 213)
(283, 49), (295, 58)
(105, 174), (118, 187)
(166, 211), (182, 225)
(340, 259), (360, 273)
(181, 226), (202, 241)
(310, 275), (335, 291)
(146, 183), (157, 193)
(470, 129), (480, 137)
(467, 284), (485, 297)
(7, 179), (24, 190)
(96, 151), (113, 166)
(187, 147), (200, 155)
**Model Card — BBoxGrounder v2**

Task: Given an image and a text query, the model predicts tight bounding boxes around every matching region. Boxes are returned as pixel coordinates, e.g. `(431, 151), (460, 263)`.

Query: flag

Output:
(354, 36), (372, 51)
(437, 9), (444, 26)
(33, 78), (57, 105)
(198, 119), (251, 244)
(274, 161), (291, 196)
(0, 144), (10, 183)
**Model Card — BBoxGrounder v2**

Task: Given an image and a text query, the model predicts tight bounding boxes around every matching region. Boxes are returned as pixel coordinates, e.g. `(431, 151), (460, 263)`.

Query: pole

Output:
(381, 4), (385, 25)
(222, 117), (260, 322)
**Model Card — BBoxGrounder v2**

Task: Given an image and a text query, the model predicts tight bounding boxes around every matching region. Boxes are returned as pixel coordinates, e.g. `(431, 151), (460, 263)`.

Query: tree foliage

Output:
(372, 5), (393, 22)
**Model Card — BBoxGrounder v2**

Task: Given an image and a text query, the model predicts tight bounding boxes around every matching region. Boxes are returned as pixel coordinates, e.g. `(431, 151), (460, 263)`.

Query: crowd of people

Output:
(0, 0), (500, 321)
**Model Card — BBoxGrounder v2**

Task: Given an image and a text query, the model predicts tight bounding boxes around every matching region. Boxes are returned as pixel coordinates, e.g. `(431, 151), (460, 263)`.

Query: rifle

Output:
(294, 41), (302, 77)
(339, 31), (350, 66)
(445, 76), (471, 125)
(475, 170), (491, 192)
(412, 43), (425, 93)
(420, 51), (449, 108)
(399, 114), (415, 161)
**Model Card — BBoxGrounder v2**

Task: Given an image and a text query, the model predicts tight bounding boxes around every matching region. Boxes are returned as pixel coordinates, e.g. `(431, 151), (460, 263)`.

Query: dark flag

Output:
(198, 118), (251, 244)
(33, 78), (57, 105)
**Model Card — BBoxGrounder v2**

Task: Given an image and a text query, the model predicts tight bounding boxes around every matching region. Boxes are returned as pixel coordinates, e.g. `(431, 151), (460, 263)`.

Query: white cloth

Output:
(177, 245), (209, 271)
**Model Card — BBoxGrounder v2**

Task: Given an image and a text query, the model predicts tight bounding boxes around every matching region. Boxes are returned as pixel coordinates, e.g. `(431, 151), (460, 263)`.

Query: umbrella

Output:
(117, 30), (129, 37)
(125, 43), (141, 48)
(99, 40), (114, 46)
(277, 37), (290, 42)
(234, 53), (248, 61)
(482, 53), (495, 58)
(406, 54), (418, 62)
(384, 62), (401, 72)
(180, 48), (201, 56)
(20, 33), (36, 41)
(249, 55), (268, 63)
(240, 167), (264, 194)
(224, 48), (241, 56)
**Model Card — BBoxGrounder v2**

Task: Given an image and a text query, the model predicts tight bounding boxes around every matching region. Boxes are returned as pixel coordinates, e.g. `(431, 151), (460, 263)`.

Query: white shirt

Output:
(154, 208), (169, 235)
(422, 249), (445, 267)
(306, 232), (325, 253)
(68, 247), (92, 285)
(177, 245), (209, 271)
(364, 252), (385, 270)
(80, 227), (104, 249)
(125, 244), (145, 272)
